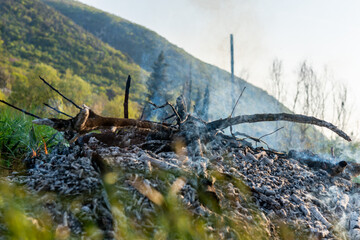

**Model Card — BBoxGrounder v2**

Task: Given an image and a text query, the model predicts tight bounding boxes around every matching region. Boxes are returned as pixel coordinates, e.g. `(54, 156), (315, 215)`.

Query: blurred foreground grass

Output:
(0, 177), (271, 240)
(0, 182), (55, 239)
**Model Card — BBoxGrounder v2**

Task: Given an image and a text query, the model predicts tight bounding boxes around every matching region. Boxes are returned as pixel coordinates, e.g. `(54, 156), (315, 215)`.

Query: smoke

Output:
(184, 0), (267, 78)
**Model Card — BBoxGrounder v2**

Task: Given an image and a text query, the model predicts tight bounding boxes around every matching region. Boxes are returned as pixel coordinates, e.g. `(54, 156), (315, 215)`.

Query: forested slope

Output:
(0, 0), (144, 87)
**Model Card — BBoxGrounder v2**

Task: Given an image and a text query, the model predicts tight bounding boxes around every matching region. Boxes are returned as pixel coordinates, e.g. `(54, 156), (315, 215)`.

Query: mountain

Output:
(0, 0), (144, 88)
(42, 0), (280, 114)
(0, 0), (324, 150)
(42, 0), (305, 149)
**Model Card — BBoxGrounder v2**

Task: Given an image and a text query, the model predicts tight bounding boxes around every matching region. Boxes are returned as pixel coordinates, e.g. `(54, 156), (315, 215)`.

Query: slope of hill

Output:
(0, 0), (144, 89)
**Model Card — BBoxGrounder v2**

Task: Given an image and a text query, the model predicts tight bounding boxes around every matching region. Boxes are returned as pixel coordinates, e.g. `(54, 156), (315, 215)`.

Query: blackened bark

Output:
(124, 75), (131, 119)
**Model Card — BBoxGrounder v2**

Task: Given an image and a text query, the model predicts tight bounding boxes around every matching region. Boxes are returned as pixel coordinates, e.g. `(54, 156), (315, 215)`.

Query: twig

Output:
(39, 76), (82, 110)
(233, 131), (260, 143)
(148, 101), (182, 125)
(162, 114), (176, 121)
(0, 165), (12, 170)
(43, 103), (73, 118)
(259, 139), (271, 151)
(148, 101), (168, 109)
(0, 100), (40, 119)
(124, 75), (131, 118)
(166, 101), (181, 124)
(230, 87), (246, 118)
(259, 127), (284, 140)
(229, 87), (246, 136)
(233, 131), (272, 150)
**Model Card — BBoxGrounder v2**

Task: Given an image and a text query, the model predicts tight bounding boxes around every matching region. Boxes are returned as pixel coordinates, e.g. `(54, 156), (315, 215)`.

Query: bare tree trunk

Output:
(123, 75), (131, 119)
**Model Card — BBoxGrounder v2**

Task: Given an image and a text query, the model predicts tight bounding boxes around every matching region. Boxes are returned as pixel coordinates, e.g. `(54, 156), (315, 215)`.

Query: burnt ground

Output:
(7, 127), (360, 239)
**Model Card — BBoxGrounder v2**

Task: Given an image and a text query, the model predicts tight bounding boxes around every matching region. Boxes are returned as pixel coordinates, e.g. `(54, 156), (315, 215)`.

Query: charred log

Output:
(288, 150), (348, 176)
(32, 106), (174, 140)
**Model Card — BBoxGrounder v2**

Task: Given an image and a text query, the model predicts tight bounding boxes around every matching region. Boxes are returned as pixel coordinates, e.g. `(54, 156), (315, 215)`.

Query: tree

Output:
(143, 51), (170, 120)
(193, 88), (202, 117)
(290, 61), (329, 149)
(201, 84), (210, 121)
(269, 59), (284, 103)
(332, 82), (350, 133)
(182, 64), (193, 112)
(9, 63), (61, 111)
(0, 67), (9, 89)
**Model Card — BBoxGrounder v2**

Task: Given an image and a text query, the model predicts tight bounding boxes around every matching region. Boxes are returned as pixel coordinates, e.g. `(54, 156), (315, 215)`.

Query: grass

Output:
(0, 107), (62, 172)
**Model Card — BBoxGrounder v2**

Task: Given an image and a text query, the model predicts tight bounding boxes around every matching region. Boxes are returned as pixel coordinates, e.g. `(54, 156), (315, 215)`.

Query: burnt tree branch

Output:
(39, 76), (82, 110)
(207, 113), (351, 141)
(43, 103), (73, 118)
(0, 100), (40, 119)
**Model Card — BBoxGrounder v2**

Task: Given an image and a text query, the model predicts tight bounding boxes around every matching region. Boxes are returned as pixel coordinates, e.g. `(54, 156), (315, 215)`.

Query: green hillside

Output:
(0, 0), (144, 87)
(0, 0), (146, 85)
(0, 0), (149, 119)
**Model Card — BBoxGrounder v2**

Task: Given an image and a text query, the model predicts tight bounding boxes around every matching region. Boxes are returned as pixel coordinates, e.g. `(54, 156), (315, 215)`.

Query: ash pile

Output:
(10, 126), (360, 239)
(1, 78), (357, 239)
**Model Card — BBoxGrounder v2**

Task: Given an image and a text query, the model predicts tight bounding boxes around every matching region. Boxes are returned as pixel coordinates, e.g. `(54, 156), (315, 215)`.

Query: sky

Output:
(78, 0), (360, 133)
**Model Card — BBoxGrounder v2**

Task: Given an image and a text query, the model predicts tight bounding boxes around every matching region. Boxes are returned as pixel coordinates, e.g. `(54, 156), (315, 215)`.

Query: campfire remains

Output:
(2, 75), (360, 239)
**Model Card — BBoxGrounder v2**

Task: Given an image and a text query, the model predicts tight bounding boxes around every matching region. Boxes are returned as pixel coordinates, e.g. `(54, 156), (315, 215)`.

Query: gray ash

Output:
(9, 129), (360, 239)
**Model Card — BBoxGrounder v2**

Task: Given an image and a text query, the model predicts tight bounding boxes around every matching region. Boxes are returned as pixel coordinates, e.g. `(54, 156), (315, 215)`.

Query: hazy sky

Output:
(78, 0), (360, 131)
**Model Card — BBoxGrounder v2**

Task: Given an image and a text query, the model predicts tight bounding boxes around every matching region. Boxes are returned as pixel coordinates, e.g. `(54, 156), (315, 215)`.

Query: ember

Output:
(31, 148), (36, 158)
(42, 138), (48, 155)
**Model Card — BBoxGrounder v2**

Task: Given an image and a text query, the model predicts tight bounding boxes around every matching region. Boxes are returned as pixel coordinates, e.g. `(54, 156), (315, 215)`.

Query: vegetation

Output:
(0, 108), (61, 171)
(0, 0), (145, 88)
(0, 182), (55, 239)
(0, 0), (148, 119)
